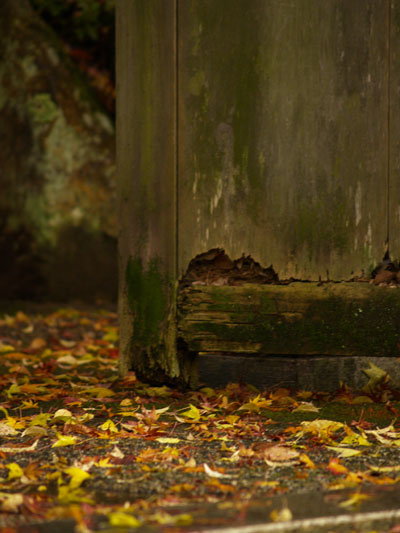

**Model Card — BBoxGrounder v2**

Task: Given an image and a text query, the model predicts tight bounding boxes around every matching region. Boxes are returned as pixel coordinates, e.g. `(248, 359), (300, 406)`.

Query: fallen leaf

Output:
(82, 387), (115, 398)
(292, 401), (320, 413)
(203, 463), (230, 478)
(109, 512), (141, 527)
(362, 361), (390, 392)
(22, 426), (47, 438)
(262, 445), (299, 463)
(180, 404), (201, 421)
(327, 457), (349, 475)
(0, 440), (38, 453)
(64, 466), (91, 489)
(339, 492), (371, 508)
(29, 337), (47, 351)
(326, 446), (363, 458)
(98, 419), (118, 433)
(0, 422), (18, 436)
(6, 463), (24, 480)
(52, 433), (77, 447)
(270, 505), (293, 522)
(110, 446), (125, 458)
(0, 492), (23, 512)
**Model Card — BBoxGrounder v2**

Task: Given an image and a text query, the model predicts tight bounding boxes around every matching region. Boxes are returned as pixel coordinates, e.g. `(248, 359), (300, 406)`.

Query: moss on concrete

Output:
(179, 283), (400, 357)
(126, 256), (167, 346)
(125, 256), (197, 387)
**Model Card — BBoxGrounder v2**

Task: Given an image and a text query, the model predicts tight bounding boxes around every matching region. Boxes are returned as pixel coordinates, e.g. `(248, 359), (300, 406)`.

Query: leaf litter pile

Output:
(2, 309), (400, 531)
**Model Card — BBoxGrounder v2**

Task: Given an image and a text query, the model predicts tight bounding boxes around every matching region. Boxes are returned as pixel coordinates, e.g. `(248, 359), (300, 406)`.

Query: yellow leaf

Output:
(120, 399), (132, 406)
(53, 409), (74, 421)
(7, 463), (24, 480)
(109, 512), (141, 527)
(340, 432), (370, 447)
(270, 506), (293, 522)
(239, 394), (272, 413)
(96, 458), (112, 467)
(21, 400), (38, 409)
(99, 419), (118, 433)
(0, 344), (15, 353)
(22, 426), (47, 438)
(156, 437), (181, 444)
(292, 402), (320, 413)
(180, 404), (201, 421)
(362, 362), (389, 392)
(299, 453), (316, 469)
(326, 446), (363, 458)
(152, 512), (193, 526)
(297, 419), (344, 443)
(199, 387), (215, 397)
(339, 492), (371, 508)
(6, 384), (20, 398)
(58, 485), (93, 504)
(102, 327), (118, 342)
(350, 396), (374, 404)
(52, 434), (77, 448)
(30, 413), (52, 427)
(82, 387), (114, 398)
(64, 467), (91, 489)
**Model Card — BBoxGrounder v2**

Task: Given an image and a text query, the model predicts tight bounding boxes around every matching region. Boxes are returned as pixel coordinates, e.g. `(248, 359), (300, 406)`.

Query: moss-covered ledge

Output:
(177, 282), (400, 357)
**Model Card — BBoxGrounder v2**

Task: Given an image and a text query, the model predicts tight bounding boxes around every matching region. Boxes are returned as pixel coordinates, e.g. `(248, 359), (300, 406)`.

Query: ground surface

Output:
(1, 306), (400, 532)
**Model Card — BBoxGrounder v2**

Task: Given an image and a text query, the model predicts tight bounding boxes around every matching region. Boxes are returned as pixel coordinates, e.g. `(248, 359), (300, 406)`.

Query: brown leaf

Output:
(28, 337), (47, 351)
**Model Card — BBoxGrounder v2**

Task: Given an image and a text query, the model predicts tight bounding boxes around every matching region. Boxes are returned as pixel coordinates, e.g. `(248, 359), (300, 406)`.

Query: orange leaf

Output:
(327, 457), (349, 475)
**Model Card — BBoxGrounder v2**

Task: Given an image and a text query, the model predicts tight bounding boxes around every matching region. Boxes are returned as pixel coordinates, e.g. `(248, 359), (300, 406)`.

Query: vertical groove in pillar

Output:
(175, 0), (179, 279)
(387, 0), (391, 253)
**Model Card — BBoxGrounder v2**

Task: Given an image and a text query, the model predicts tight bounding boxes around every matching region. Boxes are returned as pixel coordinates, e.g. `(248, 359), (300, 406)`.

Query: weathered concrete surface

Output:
(178, 0), (388, 280)
(198, 354), (400, 391)
(389, 2), (400, 260)
(0, 0), (116, 302)
(117, 1), (196, 385)
(193, 486), (400, 533)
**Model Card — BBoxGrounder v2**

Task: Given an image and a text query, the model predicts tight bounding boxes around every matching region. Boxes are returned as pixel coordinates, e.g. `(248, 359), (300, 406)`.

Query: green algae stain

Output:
(126, 256), (168, 346)
(27, 93), (58, 124)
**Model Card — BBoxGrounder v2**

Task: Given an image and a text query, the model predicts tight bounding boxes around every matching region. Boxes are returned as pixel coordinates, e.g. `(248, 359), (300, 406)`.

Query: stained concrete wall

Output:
(117, 0), (397, 381)
(178, 0), (389, 280)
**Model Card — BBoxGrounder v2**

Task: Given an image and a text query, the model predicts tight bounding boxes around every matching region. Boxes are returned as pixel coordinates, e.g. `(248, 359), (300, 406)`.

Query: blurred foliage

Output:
(30, 0), (115, 115)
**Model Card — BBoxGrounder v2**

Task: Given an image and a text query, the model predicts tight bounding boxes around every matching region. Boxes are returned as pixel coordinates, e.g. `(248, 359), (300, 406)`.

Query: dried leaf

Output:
(22, 426), (47, 438)
(262, 445), (299, 463)
(0, 492), (23, 512)
(270, 506), (293, 522)
(6, 463), (24, 480)
(52, 433), (77, 448)
(326, 446), (363, 458)
(0, 422), (18, 436)
(64, 467), (91, 489)
(203, 463), (231, 478)
(180, 404), (201, 421)
(109, 512), (140, 527)
(98, 419), (118, 433)
(292, 401), (320, 413)
(327, 457), (349, 475)
(339, 492), (371, 508)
